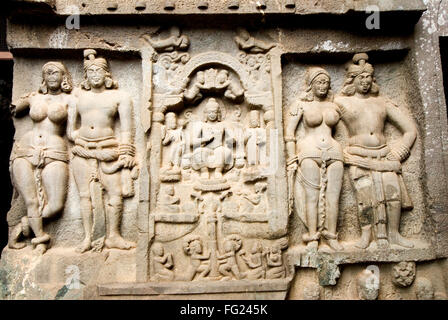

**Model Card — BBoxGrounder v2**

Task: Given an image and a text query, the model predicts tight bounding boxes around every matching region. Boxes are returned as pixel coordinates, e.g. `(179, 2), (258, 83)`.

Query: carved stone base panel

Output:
(0, 247), (136, 300)
(98, 278), (292, 299)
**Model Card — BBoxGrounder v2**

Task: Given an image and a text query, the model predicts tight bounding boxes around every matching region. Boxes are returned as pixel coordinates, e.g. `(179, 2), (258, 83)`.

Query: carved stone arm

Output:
(10, 93), (32, 117)
(386, 102), (417, 162)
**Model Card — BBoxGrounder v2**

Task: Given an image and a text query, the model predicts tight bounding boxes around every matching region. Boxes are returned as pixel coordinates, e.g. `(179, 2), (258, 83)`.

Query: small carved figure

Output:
(153, 51), (190, 95)
(151, 242), (174, 281)
(184, 69), (244, 103)
(265, 238), (288, 279)
(415, 277), (435, 300)
(356, 269), (379, 300)
(217, 235), (243, 280)
(68, 49), (137, 252)
(335, 53), (417, 249)
(183, 235), (211, 281)
(234, 28), (275, 54)
(159, 184), (180, 213)
(236, 182), (267, 213)
(161, 112), (184, 180)
(239, 242), (265, 280)
(392, 261), (416, 287)
(239, 53), (271, 92)
(9, 61), (73, 254)
(285, 67), (344, 251)
(142, 26), (190, 53)
(191, 98), (234, 180)
(245, 110), (267, 170)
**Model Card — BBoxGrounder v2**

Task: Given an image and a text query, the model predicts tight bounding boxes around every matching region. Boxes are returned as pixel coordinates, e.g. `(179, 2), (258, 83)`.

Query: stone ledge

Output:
(288, 240), (437, 268)
(98, 278), (291, 296)
(9, 0), (426, 16)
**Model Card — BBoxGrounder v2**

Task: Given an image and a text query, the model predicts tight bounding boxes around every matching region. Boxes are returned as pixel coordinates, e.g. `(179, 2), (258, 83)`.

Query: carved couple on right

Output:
(285, 53), (417, 251)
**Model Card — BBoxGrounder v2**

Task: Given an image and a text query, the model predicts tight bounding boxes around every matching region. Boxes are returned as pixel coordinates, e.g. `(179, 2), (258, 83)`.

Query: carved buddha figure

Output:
(9, 61), (73, 254)
(68, 49), (137, 252)
(335, 53), (417, 249)
(191, 98), (234, 179)
(285, 67), (344, 251)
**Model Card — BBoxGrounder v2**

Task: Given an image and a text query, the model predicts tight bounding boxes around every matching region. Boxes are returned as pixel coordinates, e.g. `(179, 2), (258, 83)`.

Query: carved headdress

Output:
(340, 53), (379, 96)
(81, 49), (118, 90)
(300, 67), (333, 102)
(39, 61), (73, 94)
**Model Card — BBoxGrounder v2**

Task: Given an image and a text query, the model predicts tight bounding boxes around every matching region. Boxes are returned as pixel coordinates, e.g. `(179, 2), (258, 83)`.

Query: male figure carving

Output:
(335, 53), (417, 249)
(68, 49), (137, 252)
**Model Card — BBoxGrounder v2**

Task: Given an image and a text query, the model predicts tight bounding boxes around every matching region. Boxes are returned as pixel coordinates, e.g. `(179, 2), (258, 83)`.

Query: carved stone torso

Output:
(20, 93), (70, 151)
(335, 95), (388, 147)
(295, 100), (343, 161)
(75, 89), (121, 140)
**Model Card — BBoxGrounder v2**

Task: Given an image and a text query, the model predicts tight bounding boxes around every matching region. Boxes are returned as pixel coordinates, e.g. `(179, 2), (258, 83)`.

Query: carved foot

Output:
(8, 224), (26, 249)
(34, 243), (47, 255)
(76, 238), (92, 253)
(306, 240), (318, 250)
(328, 239), (344, 251)
(31, 233), (50, 246)
(389, 233), (414, 248)
(105, 236), (136, 250)
(354, 238), (370, 249)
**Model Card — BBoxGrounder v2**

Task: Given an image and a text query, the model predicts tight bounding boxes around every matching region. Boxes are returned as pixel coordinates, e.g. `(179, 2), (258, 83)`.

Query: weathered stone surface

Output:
(1, 0), (447, 300)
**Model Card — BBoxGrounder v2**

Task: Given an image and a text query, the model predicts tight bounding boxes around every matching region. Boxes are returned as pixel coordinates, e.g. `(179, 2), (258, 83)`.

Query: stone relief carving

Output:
(142, 26), (190, 53)
(391, 261), (416, 287)
(414, 277), (435, 300)
(2, 17), (441, 300)
(9, 61), (73, 254)
(356, 269), (379, 300)
(68, 49), (137, 252)
(285, 67), (344, 251)
(234, 28), (275, 54)
(335, 53), (417, 250)
(151, 242), (175, 281)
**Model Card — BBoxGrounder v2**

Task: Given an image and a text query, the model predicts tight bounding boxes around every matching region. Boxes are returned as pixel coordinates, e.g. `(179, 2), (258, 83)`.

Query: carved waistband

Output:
(345, 144), (389, 158)
(72, 136), (119, 161)
(344, 153), (401, 172)
(12, 144), (69, 166)
(74, 136), (119, 150)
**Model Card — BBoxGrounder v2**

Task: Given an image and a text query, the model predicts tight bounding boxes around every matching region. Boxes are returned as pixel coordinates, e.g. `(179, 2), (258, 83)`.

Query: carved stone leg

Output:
(355, 225), (372, 249)
(8, 224), (26, 249)
(28, 217), (50, 254)
(382, 171), (414, 248)
(387, 200), (414, 248)
(41, 161), (68, 219)
(300, 159), (321, 245)
(104, 195), (136, 250)
(325, 161), (344, 251)
(78, 196), (93, 253)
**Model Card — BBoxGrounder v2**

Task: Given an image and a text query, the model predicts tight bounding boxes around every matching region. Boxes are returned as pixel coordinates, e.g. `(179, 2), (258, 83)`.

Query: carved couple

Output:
(9, 49), (136, 254)
(286, 53), (417, 251)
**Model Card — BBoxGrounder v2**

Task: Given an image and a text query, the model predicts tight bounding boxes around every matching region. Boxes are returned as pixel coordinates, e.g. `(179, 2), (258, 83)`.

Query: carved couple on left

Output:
(8, 49), (137, 254)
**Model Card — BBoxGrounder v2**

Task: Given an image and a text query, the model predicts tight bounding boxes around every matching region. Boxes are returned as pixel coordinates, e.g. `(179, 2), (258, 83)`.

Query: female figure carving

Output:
(9, 61), (72, 254)
(285, 67), (344, 251)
